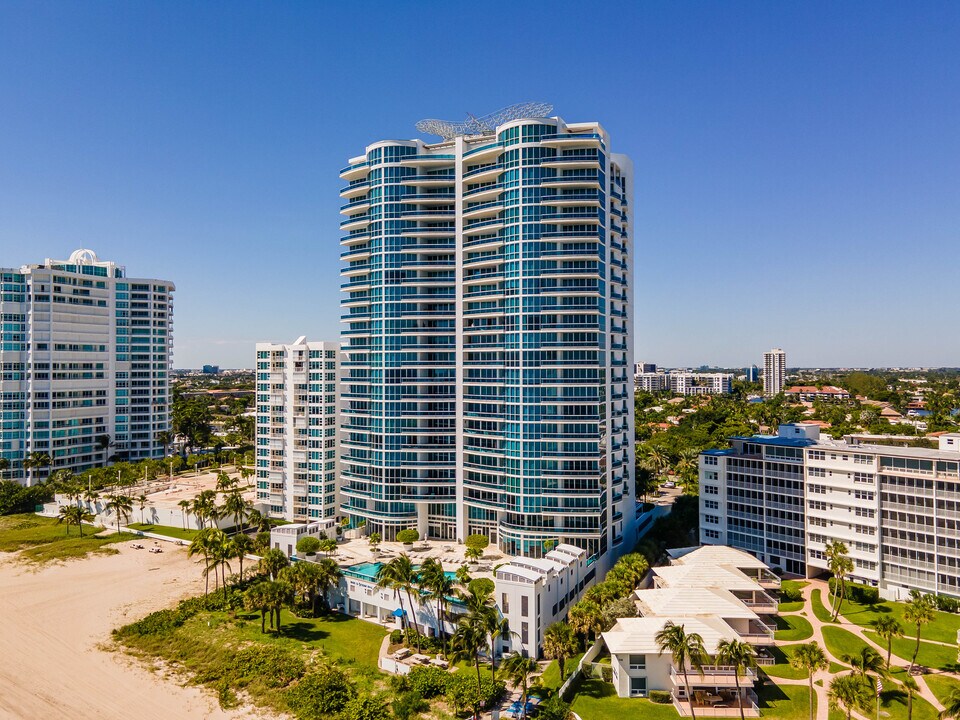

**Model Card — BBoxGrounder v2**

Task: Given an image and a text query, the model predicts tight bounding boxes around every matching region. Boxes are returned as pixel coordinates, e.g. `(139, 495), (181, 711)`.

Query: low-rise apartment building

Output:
(700, 424), (960, 600)
(785, 385), (850, 402)
(602, 545), (779, 712)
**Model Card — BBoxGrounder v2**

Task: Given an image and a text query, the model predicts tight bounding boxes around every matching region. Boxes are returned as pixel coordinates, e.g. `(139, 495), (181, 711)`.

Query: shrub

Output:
(285, 665), (356, 720)
(113, 607), (192, 638)
(230, 645), (305, 688)
(296, 536), (321, 555)
(392, 690), (429, 720)
(446, 672), (505, 715)
(342, 694), (391, 720)
(407, 665), (449, 699)
(538, 694), (572, 720)
(396, 528), (419, 544)
(780, 586), (803, 603)
(828, 579), (880, 605)
(468, 577), (495, 598)
(464, 534), (490, 552)
(390, 629), (405, 645)
(935, 595), (960, 613)
(650, 690), (673, 704)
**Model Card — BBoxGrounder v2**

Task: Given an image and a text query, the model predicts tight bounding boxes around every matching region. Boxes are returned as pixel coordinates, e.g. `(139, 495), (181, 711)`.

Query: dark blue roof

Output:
(702, 448), (735, 456)
(730, 435), (816, 448)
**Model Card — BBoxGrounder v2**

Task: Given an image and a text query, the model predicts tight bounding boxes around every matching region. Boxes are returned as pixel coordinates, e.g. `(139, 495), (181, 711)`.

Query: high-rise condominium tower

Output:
(339, 113), (635, 561)
(0, 249), (174, 484)
(255, 338), (340, 521)
(763, 348), (786, 396)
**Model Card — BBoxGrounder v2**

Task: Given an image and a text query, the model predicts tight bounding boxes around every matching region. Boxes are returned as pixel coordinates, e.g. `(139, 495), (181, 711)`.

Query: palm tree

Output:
(215, 471), (236, 494)
(244, 581), (272, 633)
(23, 451), (52, 484)
(96, 434), (112, 464)
(247, 508), (270, 533)
(543, 621), (577, 681)
(315, 557), (343, 614)
(0, 457), (9, 479)
(156, 430), (173, 462)
(280, 562), (323, 615)
(903, 593), (935, 673)
(872, 617), (903, 669)
(266, 580), (293, 633)
(83, 487), (100, 508)
(826, 539), (854, 621)
(58, 505), (94, 537)
(419, 557), (453, 653)
(716, 638), (757, 720)
(791, 641), (828, 720)
(222, 491), (250, 533)
(843, 646), (885, 680)
(903, 676), (920, 720)
(136, 494), (148, 524)
(232, 533), (254, 579)
(569, 598), (605, 644)
(104, 494), (133, 536)
(259, 548), (289, 581)
(829, 674), (870, 720)
(177, 499), (191, 530)
(376, 555), (422, 640)
(451, 616), (489, 720)
(937, 685), (960, 720)
(655, 622), (707, 720)
(189, 528), (217, 594)
(502, 653), (538, 719)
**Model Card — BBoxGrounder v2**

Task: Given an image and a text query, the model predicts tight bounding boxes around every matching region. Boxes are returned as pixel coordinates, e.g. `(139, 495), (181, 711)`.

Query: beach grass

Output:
(128, 523), (199, 542)
(0, 513), (136, 563)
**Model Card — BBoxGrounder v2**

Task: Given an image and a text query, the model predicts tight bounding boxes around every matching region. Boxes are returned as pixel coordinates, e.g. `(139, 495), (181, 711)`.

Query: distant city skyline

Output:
(1, 2), (958, 368)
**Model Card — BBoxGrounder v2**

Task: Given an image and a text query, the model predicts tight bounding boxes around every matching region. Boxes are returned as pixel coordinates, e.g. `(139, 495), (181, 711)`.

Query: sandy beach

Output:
(0, 543), (279, 720)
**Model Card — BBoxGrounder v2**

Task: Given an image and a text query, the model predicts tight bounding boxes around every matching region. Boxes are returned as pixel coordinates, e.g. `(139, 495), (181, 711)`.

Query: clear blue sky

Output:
(1, 1), (957, 369)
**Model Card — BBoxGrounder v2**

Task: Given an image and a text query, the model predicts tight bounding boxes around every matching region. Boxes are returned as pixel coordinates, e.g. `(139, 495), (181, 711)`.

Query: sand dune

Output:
(0, 542), (278, 720)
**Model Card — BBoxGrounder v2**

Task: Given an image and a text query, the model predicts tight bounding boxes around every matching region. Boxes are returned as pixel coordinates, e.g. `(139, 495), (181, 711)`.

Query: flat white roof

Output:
(603, 615), (739, 655)
(652, 564), (764, 592)
(635, 586), (759, 620)
(668, 545), (769, 570)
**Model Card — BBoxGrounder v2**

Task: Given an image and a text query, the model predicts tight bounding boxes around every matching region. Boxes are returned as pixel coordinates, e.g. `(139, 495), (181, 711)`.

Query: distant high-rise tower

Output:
(763, 348), (786, 396)
(745, 365), (759, 383)
(339, 112), (635, 562)
(0, 249), (174, 484)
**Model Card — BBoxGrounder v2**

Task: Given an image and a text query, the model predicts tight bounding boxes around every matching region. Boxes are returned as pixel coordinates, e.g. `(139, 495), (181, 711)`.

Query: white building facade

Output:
(338, 114), (636, 567)
(701, 425), (960, 599)
(666, 372), (733, 396)
(635, 371), (666, 393)
(255, 337), (340, 521)
(762, 348), (786, 396)
(0, 249), (174, 484)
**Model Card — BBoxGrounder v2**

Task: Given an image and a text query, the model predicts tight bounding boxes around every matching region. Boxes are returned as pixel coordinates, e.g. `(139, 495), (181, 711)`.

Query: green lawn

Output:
(0, 513), (135, 563)
(876, 679), (939, 720)
(569, 679), (679, 720)
(812, 589), (836, 623)
(775, 615), (814, 641)
(127, 523), (199, 542)
(538, 651), (584, 691)
(864, 631), (959, 671)
(926, 674), (960, 705)
(822, 626), (874, 664)
(837, 597), (960, 646)
(779, 601), (805, 613)
(757, 681), (812, 720)
(763, 645), (808, 679)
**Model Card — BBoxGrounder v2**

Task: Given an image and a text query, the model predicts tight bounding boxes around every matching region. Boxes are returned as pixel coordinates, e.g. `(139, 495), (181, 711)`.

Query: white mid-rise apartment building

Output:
(338, 112), (635, 567)
(762, 348), (786, 396)
(254, 337), (340, 522)
(701, 424), (960, 600)
(667, 372), (732, 396)
(0, 249), (174, 484)
(635, 371), (666, 393)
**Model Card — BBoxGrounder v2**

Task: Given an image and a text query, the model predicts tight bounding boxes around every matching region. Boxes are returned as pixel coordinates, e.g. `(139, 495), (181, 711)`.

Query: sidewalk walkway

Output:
(775, 579), (949, 717)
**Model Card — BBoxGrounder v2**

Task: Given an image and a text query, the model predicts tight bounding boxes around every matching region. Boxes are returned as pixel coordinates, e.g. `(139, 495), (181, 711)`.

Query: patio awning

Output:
(392, 608), (406, 617)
